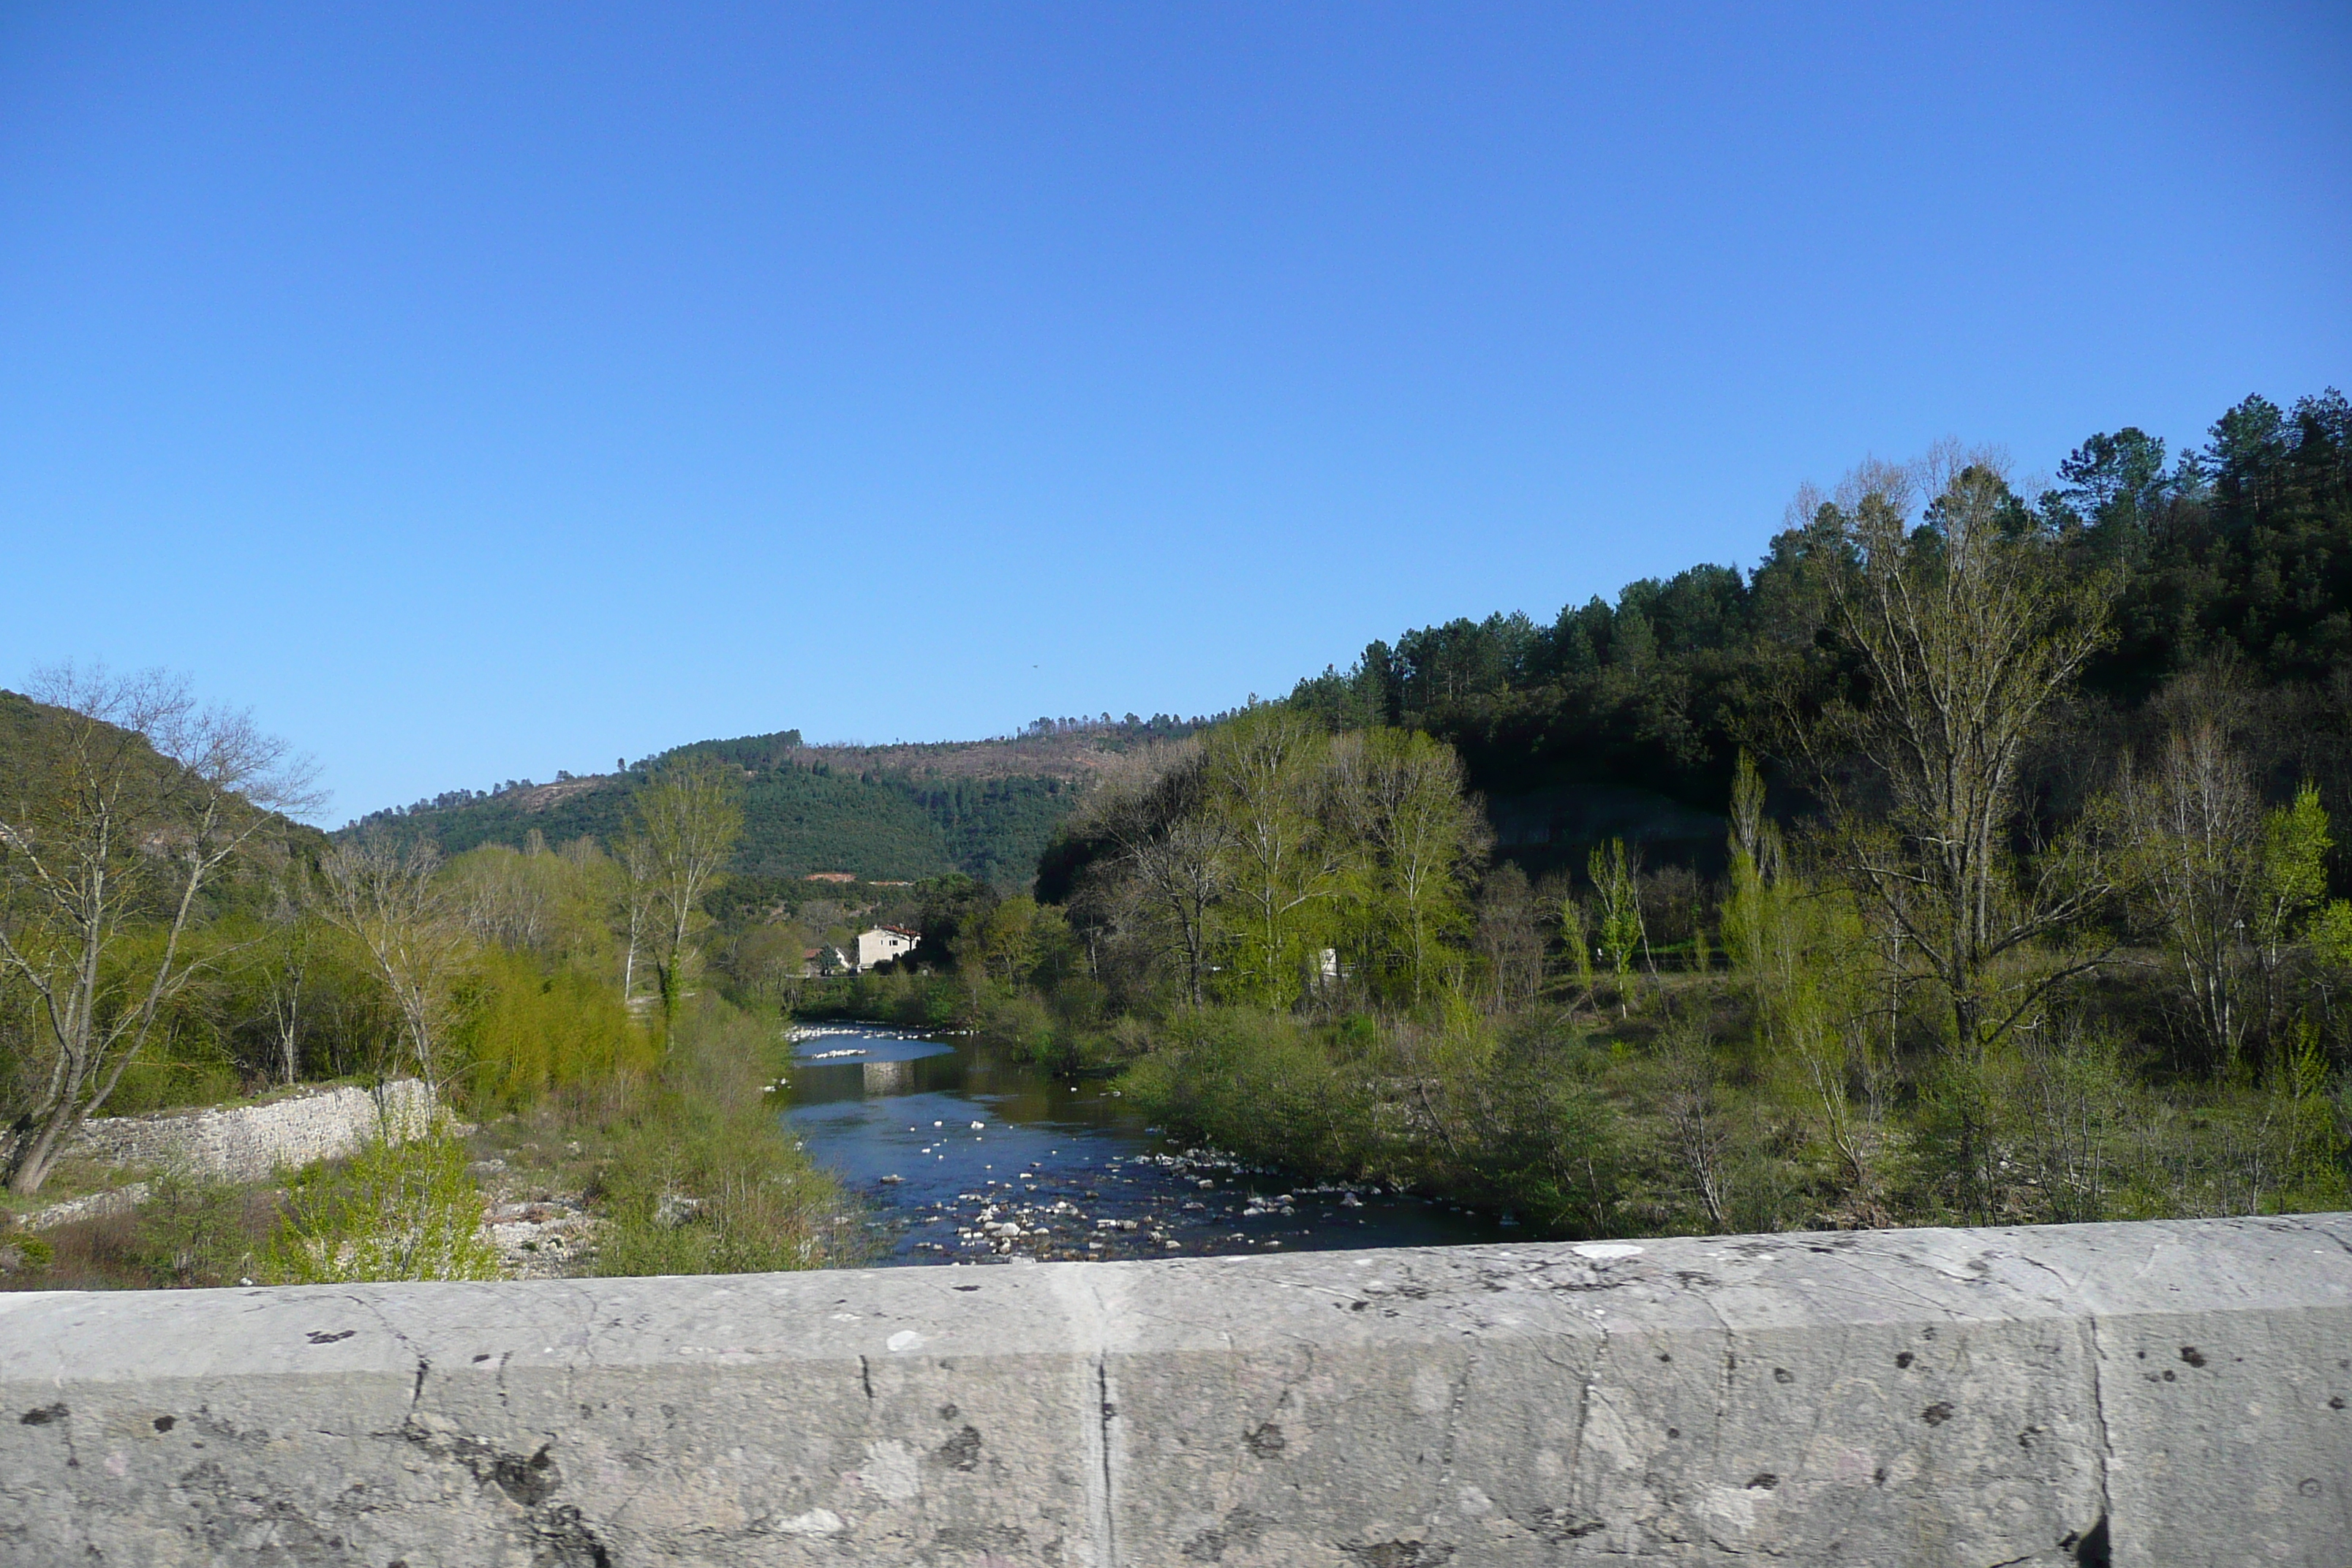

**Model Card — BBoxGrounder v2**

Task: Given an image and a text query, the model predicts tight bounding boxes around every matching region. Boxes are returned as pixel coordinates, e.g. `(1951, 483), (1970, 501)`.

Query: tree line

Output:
(1287, 390), (2352, 849)
(826, 393), (2352, 1235)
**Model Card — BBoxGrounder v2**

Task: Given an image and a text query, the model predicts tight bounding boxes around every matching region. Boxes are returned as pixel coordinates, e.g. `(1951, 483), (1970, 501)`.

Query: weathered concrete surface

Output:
(2, 1214), (2348, 1567)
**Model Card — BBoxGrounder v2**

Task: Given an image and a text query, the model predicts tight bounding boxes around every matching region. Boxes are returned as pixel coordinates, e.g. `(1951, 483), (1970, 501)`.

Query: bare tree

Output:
(1662, 1029), (1733, 1231)
(1472, 863), (1544, 1009)
(1795, 451), (2118, 1062)
(314, 839), (469, 1096)
(259, 874), (315, 1086)
(2120, 698), (2261, 1071)
(628, 756), (745, 1022)
(1, 666), (316, 1194)
(612, 829), (660, 1004)
(1074, 742), (1230, 1006)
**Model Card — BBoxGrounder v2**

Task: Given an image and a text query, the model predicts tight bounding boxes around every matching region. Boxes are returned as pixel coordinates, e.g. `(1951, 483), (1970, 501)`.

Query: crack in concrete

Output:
(1051, 1262), (1121, 1568)
(1096, 1353), (1120, 1568)
(2081, 1314), (2116, 1544)
(1560, 1311), (1608, 1529)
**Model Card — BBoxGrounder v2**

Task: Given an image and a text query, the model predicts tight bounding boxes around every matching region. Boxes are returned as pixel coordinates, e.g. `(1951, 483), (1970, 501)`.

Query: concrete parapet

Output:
(3, 1214), (2348, 1565)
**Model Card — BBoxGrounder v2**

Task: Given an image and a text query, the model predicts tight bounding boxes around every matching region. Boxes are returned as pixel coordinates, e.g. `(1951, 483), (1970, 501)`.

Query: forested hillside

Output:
(1286, 389), (2352, 878)
(825, 386), (2352, 1245)
(345, 717), (1207, 886)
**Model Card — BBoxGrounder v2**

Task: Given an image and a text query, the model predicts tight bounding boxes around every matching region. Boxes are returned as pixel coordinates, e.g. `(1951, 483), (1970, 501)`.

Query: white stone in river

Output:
(886, 1330), (924, 1353)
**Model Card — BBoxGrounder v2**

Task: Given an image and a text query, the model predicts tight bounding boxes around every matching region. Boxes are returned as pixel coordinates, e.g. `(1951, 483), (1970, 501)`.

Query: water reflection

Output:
(782, 1022), (1508, 1266)
(859, 1058), (915, 1095)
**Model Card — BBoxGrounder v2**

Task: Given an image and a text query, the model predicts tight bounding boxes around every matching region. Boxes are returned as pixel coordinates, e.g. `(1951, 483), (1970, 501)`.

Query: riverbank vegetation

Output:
(807, 393), (2352, 1238)
(9, 386), (2350, 1269)
(0, 703), (843, 1286)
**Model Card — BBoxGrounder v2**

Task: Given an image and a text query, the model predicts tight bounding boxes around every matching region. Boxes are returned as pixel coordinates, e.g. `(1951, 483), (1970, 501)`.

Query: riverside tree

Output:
(625, 755), (745, 1023)
(0, 667), (314, 1194)
(2119, 690), (2261, 1073)
(316, 837), (471, 1096)
(1044, 712), (1485, 1013)
(1794, 451), (2119, 1064)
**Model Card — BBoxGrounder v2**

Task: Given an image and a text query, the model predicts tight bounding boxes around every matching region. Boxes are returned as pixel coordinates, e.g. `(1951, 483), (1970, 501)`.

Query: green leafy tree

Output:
(1588, 838), (1646, 1013)
(1207, 708), (1353, 1008)
(1721, 753), (1886, 1195)
(2257, 784), (2331, 962)
(1333, 727), (1488, 1003)
(1558, 892), (1595, 1009)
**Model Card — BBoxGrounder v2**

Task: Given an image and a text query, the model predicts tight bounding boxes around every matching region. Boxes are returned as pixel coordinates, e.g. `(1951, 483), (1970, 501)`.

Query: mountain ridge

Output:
(339, 717), (1213, 887)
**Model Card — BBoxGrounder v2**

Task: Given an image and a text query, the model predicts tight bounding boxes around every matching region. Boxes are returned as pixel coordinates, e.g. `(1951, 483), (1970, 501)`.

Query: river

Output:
(782, 1022), (1509, 1265)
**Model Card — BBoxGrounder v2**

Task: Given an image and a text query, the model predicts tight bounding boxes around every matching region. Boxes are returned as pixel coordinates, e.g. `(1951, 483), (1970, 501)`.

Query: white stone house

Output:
(852, 925), (920, 972)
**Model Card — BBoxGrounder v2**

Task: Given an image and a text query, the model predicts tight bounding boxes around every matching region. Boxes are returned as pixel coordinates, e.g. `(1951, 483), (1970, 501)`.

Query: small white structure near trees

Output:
(852, 926), (920, 972)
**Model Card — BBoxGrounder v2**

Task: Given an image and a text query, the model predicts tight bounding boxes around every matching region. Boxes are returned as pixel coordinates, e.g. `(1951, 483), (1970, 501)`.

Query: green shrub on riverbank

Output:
(792, 970), (1128, 1073)
(589, 997), (848, 1275)
(266, 1123), (501, 1284)
(1117, 986), (2351, 1240)
(460, 946), (655, 1113)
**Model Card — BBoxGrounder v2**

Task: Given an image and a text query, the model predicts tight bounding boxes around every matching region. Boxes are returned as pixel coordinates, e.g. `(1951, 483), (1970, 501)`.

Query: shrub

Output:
(0, 1233), (54, 1275)
(135, 1164), (259, 1287)
(459, 949), (654, 1114)
(265, 1122), (500, 1283)
(1122, 1009), (1387, 1177)
(590, 997), (844, 1276)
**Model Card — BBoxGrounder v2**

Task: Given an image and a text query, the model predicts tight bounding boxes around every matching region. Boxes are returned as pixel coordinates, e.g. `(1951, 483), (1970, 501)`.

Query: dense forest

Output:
(1286, 390), (2352, 879)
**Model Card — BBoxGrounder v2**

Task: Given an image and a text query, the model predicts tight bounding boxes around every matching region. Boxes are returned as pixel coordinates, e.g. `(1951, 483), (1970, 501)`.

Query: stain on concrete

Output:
(1180, 1507), (1270, 1562)
(1341, 1539), (1454, 1567)
(935, 1424), (984, 1471)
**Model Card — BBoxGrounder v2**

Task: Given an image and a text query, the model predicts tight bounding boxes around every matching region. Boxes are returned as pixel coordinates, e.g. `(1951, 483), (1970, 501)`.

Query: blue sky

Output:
(3, 3), (2347, 823)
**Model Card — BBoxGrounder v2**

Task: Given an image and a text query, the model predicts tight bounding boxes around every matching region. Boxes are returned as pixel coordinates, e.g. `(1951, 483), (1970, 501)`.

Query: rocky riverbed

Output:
(783, 1022), (1507, 1266)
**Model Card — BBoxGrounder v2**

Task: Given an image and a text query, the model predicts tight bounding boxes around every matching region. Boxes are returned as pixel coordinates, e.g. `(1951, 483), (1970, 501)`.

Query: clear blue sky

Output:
(4, 4), (2347, 823)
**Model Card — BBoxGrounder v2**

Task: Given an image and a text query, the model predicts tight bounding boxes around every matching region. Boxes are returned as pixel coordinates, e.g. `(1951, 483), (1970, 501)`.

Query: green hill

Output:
(342, 717), (1207, 887)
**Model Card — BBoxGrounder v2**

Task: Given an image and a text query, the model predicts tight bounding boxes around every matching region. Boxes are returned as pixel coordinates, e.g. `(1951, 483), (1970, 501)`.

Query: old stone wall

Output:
(56, 1079), (435, 1186)
(3, 1213), (2348, 1567)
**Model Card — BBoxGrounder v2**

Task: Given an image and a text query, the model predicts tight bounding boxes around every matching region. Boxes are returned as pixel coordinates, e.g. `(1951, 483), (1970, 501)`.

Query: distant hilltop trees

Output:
(1020, 713), (1215, 742)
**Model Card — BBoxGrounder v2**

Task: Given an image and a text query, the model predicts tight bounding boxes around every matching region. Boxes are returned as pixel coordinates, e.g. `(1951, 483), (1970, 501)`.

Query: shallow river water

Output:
(782, 1022), (1509, 1266)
